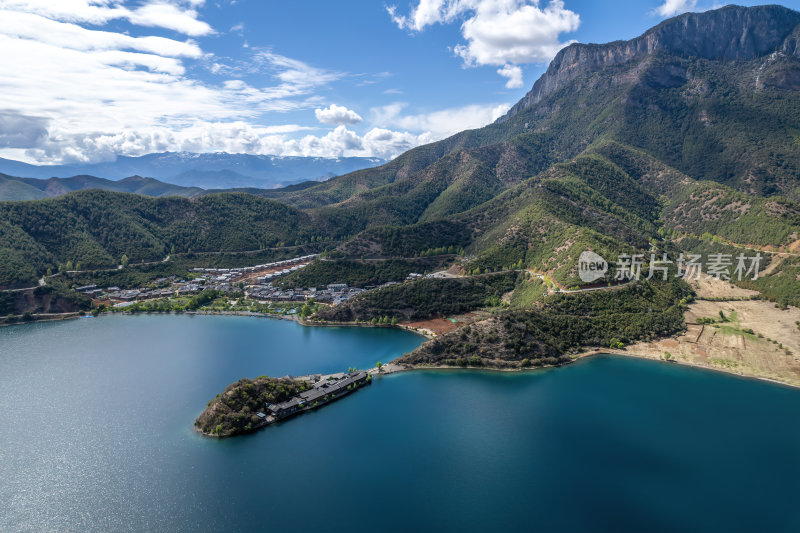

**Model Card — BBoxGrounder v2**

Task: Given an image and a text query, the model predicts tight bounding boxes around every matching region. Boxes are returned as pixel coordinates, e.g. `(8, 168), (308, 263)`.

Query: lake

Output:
(1, 314), (799, 532)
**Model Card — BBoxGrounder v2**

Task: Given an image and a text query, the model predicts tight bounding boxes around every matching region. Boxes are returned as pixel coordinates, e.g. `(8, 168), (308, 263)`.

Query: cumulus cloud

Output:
(0, 2), (366, 163)
(497, 64), (523, 88)
(0, 0), (505, 164)
(315, 105), (363, 125)
(654, 0), (698, 17)
(13, 119), (432, 163)
(371, 102), (511, 140)
(387, 0), (580, 86)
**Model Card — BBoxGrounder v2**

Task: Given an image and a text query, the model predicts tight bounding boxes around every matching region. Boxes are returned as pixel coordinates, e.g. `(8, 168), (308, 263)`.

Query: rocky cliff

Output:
(498, 4), (800, 122)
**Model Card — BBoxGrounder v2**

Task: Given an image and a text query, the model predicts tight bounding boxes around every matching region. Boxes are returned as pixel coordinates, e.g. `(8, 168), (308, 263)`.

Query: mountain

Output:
(0, 190), (318, 287)
(0, 173), (203, 201)
(0, 153), (385, 189)
(498, 4), (800, 120)
(2, 4), (800, 313)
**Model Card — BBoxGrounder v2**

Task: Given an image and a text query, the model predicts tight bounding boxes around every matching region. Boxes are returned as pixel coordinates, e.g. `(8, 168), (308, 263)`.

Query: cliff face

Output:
(780, 23), (800, 57)
(498, 5), (800, 122)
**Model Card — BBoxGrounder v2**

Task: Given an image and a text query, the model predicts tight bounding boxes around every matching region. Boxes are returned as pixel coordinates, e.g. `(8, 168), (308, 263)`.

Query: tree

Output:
(121, 254), (129, 268)
(376, 361), (383, 373)
(609, 338), (624, 349)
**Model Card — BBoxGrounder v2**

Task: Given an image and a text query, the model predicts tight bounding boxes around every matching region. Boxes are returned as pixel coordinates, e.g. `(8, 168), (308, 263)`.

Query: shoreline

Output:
(1, 308), (433, 343)
(7, 309), (799, 390)
(0, 312), (84, 327)
(397, 349), (800, 390)
(588, 349), (800, 391)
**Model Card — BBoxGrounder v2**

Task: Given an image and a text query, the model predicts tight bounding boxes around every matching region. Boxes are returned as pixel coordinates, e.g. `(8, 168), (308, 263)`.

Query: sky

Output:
(0, 0), (798, 164)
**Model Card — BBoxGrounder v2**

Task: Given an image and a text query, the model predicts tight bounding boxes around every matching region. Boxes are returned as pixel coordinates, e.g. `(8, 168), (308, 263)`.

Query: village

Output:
(71, 253), (420, 309)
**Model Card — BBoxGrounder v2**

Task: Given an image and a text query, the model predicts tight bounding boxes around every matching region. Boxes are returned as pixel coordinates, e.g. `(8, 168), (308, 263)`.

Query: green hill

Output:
(0, 191), (316, 287)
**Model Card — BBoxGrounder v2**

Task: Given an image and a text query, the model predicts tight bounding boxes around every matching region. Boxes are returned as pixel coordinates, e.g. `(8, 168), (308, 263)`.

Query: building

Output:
(264, 372), (370, 420)
(75, 285), (97, 293)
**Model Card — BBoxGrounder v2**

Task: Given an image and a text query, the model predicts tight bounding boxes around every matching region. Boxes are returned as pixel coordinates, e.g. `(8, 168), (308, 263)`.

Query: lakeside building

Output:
(265, 371), (370, 420)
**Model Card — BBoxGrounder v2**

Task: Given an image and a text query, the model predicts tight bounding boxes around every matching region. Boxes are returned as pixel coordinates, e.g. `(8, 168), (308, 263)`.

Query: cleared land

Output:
(616, 278), (800, 387)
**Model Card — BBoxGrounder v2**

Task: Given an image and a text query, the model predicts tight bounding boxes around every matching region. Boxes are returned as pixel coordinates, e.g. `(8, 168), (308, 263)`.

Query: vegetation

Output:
(316, 272), (519, 322)
(401, 279), (692, 368)
(509, 276), (548, 308)
(279, 258), (448, 289)
(0, 191), (319, 287)
(195, 377), (310, 437)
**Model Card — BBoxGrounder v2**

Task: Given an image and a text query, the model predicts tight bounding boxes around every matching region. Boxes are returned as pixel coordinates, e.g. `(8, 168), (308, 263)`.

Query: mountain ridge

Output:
(499, 4), (800, 122)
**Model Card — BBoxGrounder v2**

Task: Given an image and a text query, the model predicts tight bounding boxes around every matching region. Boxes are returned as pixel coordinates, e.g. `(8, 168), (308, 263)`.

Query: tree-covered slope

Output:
(0, 191), (317, 287)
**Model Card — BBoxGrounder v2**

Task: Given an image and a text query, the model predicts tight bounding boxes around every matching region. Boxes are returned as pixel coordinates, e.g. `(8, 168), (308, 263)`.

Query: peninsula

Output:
(196, 371), (372, 437)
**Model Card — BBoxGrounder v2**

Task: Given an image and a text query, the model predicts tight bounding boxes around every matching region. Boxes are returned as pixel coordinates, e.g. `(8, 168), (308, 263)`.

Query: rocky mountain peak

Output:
(498, 4), (800, 122)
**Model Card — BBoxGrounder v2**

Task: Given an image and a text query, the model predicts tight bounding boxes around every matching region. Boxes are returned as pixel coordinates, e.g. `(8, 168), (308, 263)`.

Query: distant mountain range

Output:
(0, 173), (204, 201)
(0, 152), (385, 190)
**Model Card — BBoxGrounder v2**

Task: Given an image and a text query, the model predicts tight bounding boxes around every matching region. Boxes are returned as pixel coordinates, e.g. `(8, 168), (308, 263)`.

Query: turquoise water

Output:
(1, 315), (799, 532)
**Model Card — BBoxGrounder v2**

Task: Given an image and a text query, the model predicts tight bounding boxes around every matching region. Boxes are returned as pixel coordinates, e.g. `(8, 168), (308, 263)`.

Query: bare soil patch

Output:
(622, 279), (800, 387)
(404, 313), (479, 336)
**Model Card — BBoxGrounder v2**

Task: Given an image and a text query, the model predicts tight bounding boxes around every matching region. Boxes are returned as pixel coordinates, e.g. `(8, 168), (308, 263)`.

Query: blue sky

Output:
(1, 0), (798, 164)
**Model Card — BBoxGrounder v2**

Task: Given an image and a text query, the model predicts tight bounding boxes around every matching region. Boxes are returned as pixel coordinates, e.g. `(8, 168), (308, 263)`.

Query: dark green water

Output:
(1, 315), (799, 532)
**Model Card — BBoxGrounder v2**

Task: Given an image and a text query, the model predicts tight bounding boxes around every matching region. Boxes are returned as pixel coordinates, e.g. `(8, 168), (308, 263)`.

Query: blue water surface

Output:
(1, 314), (799, 532)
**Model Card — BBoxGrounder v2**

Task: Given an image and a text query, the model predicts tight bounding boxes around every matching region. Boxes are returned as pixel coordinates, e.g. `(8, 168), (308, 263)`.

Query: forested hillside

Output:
(0, 191), (318, 287)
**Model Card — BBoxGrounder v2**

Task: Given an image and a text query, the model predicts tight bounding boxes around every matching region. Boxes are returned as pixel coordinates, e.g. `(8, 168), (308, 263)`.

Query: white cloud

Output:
(315, 105), (363, 125)
(0, 10), (203, 59)
(1, 0), (215, 36)
(5, 117), (431, 163)
(127, 1), (214, 36)
(252, 51), (344, 99)
(387, 0), (580, 85)
(0, 0), (511, 164)
(371, 102), (511, 140)
(654, 0), (698, 17)
(497, 64), (523, 88)
(0, 2), (359, 163)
